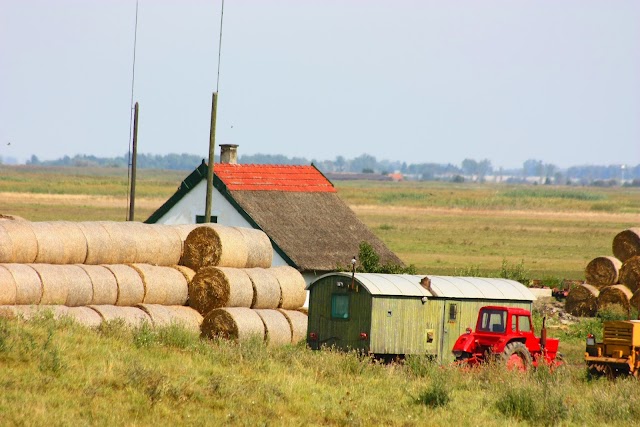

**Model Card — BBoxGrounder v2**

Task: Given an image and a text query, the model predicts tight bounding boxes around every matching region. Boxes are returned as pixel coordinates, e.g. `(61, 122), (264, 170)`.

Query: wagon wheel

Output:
(501, 342), (532, 371)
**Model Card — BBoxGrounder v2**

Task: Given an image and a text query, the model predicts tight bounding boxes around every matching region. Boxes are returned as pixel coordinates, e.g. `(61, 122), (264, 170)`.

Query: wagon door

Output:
(440, 301), (463, 363)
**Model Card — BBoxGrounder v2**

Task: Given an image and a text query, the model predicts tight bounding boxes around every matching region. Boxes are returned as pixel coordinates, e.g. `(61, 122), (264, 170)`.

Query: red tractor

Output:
(451, 305), (562, 370)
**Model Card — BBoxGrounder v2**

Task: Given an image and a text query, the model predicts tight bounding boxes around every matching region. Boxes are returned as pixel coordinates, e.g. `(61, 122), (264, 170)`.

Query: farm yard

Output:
(2, 165), (640, 425)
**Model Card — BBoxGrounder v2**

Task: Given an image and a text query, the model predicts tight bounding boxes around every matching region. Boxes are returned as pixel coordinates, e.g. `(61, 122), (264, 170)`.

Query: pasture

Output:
(1, 165), (640, 425)
(2, 165), (638, 280)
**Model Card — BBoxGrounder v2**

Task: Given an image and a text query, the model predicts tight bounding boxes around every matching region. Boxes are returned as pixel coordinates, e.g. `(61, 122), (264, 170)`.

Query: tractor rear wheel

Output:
(501, 342), (532, 371)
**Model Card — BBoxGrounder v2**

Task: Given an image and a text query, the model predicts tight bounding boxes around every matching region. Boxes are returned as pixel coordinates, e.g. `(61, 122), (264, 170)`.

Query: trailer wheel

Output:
(501, 342), (532, 371)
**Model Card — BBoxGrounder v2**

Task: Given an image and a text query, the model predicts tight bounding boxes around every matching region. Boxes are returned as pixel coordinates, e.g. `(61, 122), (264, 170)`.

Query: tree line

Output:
(22, 152), (640, 185)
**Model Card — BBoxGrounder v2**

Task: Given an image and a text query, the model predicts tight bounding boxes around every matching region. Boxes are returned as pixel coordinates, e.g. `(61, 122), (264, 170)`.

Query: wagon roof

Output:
(309, 273), (536, 301)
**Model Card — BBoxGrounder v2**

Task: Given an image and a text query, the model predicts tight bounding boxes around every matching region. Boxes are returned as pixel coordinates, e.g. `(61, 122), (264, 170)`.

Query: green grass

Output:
(0, 313), (636, 426)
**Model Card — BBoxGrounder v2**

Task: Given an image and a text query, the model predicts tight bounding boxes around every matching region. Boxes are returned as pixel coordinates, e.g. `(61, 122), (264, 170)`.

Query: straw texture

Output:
(64, 264), (94, 307)
(619, 256), (640, 293)
(234, 227), (273, 268)
(0, 220), (38, 263)
(129, 264), (188, 305)
(182, 225), (248, 271)
(188, 267), (254, 315)
(100, 222), (138, 264)
(5, 264), (42, 305)
(613, 228), (640, 263)
(103, 264), (145, 306)
(66, 306), (103, 327)
(137, 304), (203, 333)
(78, 222), (116, 264)
(89, 305), (151, 328)
(278, 309), (308, 343)
(565, 283), (600, 317)
(585, 256), (622, 289)
(0, 265), (18, 305)
(255, 309), (292, 346)
(245, 268), (281, 309)
(270, 266), (307, 309)
(77, 264), (118, 305)
(200, 307), (265, 340)
(597, 284), (633, 312)
(32, 222), (88, 264)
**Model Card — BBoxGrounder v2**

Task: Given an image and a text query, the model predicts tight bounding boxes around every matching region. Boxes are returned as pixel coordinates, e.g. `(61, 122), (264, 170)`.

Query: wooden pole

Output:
(204, 92), (218, 223)
(128, 102), (139, 221)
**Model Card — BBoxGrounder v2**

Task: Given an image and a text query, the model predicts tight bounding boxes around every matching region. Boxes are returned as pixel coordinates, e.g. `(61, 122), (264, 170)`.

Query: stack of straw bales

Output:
(0, 220), (307, 344)
(192, 264), (308, 346)
(566, 228), (640, 317)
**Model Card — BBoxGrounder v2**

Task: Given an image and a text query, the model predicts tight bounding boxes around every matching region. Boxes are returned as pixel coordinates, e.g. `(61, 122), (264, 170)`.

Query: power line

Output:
(216, 0), (225, 92)
(126, 0), (140, 220)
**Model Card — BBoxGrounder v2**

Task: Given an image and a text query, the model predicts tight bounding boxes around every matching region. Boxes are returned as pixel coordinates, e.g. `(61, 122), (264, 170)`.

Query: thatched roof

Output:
(146, 162), (402, 272)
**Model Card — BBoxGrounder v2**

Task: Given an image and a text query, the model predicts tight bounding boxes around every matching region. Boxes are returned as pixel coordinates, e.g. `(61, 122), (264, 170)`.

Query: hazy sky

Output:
(1, 0), (639, 169)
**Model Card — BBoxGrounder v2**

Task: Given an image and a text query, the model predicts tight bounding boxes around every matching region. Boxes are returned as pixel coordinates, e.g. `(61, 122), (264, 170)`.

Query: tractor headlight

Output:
(452, 350), (463, 358)
(586, 334), (595, 346)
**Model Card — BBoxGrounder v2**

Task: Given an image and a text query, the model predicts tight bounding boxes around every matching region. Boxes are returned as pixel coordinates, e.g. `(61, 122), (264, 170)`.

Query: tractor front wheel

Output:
(501, 342), (532, 371)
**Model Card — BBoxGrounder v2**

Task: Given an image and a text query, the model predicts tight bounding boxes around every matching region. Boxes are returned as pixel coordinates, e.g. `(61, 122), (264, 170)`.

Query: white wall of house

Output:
(154, 180), (288, 267)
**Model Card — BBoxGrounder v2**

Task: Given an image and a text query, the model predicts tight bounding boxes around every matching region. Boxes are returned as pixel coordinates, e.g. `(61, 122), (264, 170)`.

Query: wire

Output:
(126, 0), (140, 219)
(216, 0), (225, 92)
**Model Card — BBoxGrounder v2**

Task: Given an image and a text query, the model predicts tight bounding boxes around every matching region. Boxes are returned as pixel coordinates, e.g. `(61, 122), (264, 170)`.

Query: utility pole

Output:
(204, 92), (218, 223)
(128, 102), (139, 221)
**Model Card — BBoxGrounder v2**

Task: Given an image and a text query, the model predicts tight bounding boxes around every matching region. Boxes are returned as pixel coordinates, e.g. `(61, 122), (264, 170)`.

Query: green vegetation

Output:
(0, 313), (636, 426)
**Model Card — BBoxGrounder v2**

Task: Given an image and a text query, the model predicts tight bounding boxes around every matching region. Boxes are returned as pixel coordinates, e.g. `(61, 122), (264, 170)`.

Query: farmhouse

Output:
(145, 145), (402, 287)
(307, 273), (536, 362)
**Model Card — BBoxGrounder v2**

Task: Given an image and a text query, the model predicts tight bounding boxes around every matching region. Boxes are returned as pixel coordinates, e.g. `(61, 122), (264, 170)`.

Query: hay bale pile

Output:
(567, 227), (640, 317)
(0, 220), (307, 345)
(190, 265), (308, 345)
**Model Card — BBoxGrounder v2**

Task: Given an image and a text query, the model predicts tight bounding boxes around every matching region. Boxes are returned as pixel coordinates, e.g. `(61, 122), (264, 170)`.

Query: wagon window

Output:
(518, 315), (531, 332)
(331, 294), (350, 320)
(449, 304), (458, 321)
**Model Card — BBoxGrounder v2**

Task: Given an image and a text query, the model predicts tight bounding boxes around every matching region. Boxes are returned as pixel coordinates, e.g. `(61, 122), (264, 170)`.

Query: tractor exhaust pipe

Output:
(540, 316), (547, 350)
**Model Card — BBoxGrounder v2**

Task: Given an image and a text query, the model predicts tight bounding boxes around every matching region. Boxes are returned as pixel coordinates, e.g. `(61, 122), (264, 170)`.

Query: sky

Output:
(1, 0), (639, 169)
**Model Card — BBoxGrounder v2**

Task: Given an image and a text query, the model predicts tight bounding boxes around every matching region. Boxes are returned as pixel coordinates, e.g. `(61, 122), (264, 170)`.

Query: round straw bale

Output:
(137, 304), (203, 333)
(278, 309), (308, 343)
(234, 227), (273, 268)
(585, 256), (622, 289)
(245, 268), (281, 309)
(150, 224), (183, 265)
(630, 290), (640, 314)
(597, 284), (633, 313)
(5, 264), (42, 304)
(201, 307), (265, 341)
(99, 222), (138, 264)
(619, 256), (640, 293)
(129, 264), (188, 305)
(125, 222), (161, 265)
(29, 264), (68, 305)
(613, 228), (640, 263)
(164, 306), (203, 333)
(32, 222), (64, 264)
(103, 264), (145, 306)
(188, 267), (254, 315)
(270, 266), (307, 309)
(77, 222), (117, 264)
(0, 220), (38, 263)
(63, 264), (94, 306)
(66, 306), (103, 327)
(89, 305), (151, 328)
(182, 225), (248, 271)
(0, 265), (18, 305)
(565, 283), (600, 317)
(77, 264), (118, 305)
(171, 224), (200, 263)
(171, 265), (196, 284)
(58, 222), (88, 264)
(254, 309), (292, 346)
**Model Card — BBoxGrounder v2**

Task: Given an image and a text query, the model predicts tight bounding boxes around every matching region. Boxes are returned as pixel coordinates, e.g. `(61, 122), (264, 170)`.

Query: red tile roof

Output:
(214, 164), (336, 192)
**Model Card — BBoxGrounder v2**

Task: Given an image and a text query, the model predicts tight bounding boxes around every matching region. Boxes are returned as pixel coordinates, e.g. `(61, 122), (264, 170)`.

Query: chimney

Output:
(220, 144), (239, 164)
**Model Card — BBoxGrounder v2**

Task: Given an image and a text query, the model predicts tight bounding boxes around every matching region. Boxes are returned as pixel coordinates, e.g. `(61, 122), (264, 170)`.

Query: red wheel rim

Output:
(507, 353), (526, 371)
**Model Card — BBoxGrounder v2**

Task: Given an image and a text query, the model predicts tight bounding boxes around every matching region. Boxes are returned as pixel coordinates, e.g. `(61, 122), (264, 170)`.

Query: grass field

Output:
(1, 165), (638, 280)
(1, 165), (640, 425)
